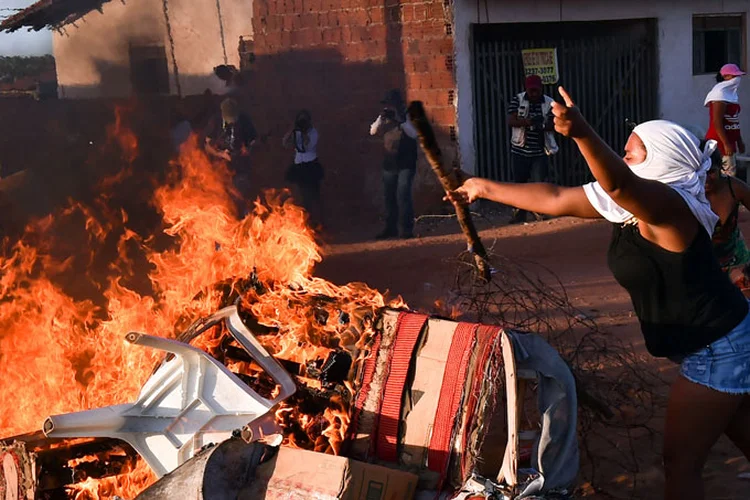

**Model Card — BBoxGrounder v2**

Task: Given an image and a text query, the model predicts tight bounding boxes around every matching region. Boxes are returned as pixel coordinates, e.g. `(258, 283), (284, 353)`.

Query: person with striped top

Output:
(507, 74), (559, 223)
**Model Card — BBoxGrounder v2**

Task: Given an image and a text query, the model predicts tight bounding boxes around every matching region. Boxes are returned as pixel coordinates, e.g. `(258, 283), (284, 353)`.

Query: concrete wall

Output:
(52, 0), (253, 98)
(53, 0), (167, 98)
(453, 0), (750, 175)
(168, 0), (253, 96)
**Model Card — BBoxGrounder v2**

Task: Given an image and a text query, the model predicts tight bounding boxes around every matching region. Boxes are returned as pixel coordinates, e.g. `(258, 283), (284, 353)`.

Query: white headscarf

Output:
(704, 77), (741, 106)
(582, 120), (719, 235)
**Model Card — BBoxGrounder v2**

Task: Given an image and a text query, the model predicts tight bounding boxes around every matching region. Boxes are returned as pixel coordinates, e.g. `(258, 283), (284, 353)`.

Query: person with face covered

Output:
(204, 98), (257, 216)
(449, 87), (750, 500)
(507, 74), (559, 223)
(705, 63), (746, 176)
(284, 109), (323, 228)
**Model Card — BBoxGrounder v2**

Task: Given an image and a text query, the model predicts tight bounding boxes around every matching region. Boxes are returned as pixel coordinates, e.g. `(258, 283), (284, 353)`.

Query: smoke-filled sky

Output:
(0, 0), (53, 56)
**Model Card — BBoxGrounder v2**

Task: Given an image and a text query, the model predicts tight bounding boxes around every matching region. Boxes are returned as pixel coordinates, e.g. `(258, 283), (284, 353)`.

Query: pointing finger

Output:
(558, 86), (575, 107)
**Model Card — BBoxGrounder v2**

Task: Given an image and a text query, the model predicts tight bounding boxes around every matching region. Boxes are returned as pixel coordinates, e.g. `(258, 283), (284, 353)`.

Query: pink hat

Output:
(720, 63), (746, 76)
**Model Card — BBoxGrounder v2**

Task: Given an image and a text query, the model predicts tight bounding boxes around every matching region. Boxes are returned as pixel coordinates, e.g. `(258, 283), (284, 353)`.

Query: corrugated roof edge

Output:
(0, 0), (111, 33)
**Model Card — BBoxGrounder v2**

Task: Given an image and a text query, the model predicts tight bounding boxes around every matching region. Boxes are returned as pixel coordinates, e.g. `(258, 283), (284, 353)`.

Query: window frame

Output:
(692, 13), (747, 76)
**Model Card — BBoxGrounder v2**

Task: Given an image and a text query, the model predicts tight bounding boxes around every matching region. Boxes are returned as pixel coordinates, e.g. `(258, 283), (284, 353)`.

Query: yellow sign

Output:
(521, 48), (559, 85)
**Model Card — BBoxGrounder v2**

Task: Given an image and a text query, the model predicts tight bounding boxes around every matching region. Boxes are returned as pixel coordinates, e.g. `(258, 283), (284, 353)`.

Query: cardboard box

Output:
(241, 447), (418, 500)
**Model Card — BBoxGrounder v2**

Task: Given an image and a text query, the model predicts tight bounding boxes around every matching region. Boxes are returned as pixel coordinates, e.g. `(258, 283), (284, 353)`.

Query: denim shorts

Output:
(677, 309), (750, 394)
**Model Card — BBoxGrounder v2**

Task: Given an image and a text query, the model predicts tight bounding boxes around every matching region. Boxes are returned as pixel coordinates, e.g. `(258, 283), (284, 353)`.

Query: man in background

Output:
(370, 89), (418, 239)
(507, 74), (558, 223)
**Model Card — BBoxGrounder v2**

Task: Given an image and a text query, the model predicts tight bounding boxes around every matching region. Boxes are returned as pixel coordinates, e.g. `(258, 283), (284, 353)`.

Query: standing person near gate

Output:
(507, 74), (559, 223)
(705, 63), (745, 176)
(369, 89), (418, 239)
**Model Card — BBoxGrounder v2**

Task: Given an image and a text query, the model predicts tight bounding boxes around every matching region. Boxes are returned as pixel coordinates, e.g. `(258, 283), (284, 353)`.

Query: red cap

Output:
(525, 74), (543, 89)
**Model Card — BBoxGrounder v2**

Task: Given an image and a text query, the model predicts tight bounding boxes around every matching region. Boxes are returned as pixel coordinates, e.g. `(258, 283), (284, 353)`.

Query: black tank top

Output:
(608, 223), (748, 357)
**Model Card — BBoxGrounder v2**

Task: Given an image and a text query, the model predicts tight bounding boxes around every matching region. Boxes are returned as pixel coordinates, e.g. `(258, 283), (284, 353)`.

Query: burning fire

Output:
(0, 109), (403, 498)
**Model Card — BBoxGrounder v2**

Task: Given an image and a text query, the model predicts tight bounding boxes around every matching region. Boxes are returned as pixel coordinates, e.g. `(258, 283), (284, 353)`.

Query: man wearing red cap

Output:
(705, 63), (746, 176)
(507, 74), (558, 223)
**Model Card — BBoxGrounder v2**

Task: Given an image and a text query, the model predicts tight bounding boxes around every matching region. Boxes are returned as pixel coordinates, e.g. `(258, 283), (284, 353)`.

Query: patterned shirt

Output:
(508, 93), (552, 157)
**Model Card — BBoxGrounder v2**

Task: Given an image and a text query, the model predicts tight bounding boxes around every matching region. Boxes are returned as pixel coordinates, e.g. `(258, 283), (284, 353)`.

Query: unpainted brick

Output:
(401, 5), (414, 23)
(368, 24), (387, 40)
(322, 28), (338, 44)
(301, 28), (320, 46)
(292, 14), (304, 30)
(281, 30), (293, 46)
(341, 26), (354, 43)
(290, 29), (304, 47)
(426, 2), (444, 20)
(282, 15), (294, 31)
(413, 4), (428, 21)
(303, 0), (321, 12)
(299, 13), (314, 29)
(263, 30), (283, 48)
(369, 6), (385, 23)
(352, 8), (369, 25)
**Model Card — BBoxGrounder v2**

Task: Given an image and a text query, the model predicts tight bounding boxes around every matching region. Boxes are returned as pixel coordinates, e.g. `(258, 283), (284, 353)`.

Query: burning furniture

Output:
(43, 307), (295, 477)
(0, 306), (577, 499)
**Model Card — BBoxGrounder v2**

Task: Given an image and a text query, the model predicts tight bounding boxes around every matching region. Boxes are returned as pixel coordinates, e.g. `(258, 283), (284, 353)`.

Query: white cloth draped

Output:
(582, 120), (719, 236)
(704, 77), (741, 106)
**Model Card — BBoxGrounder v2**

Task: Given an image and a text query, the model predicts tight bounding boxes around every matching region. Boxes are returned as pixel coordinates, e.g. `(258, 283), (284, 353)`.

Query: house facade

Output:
(48, 0), (252, 98)
(453, 0), (750, 183)
(3, 0), (748, 212)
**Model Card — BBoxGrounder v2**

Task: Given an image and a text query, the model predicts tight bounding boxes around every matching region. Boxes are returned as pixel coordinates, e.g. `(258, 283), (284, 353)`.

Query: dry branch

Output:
(407, 101), (491, 282)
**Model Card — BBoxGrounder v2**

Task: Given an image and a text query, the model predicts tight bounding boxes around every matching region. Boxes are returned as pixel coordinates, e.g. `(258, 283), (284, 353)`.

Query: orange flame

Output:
(0, 115), (402, 498)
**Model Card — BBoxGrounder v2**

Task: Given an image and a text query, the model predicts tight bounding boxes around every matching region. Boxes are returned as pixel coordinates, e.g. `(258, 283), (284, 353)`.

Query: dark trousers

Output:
(512, 153), (549, 183)
(383, 168), (415, 235)
(512, 153), (549, 220)
(286, 160), (324, 227)
(297, 179), (322, 227)
(231, 156), (252, 217)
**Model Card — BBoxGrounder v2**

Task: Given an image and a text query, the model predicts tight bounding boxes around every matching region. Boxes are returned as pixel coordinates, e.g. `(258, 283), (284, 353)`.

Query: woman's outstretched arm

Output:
(449, 178), (601, 218)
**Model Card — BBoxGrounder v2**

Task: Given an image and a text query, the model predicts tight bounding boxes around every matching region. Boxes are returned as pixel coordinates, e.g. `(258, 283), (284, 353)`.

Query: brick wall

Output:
(243, 0), (458, 234)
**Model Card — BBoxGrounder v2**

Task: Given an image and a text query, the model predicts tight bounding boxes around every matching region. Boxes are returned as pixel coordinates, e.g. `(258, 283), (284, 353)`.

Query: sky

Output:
(0, 0), (53, 56)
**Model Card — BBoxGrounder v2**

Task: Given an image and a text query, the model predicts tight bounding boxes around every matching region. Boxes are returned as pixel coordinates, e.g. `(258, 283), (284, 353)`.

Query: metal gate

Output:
(472, 19), (658, 185)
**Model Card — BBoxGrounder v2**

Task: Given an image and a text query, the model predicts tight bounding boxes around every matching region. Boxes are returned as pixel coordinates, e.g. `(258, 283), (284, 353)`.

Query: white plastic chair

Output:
(42, 306), (296, 477)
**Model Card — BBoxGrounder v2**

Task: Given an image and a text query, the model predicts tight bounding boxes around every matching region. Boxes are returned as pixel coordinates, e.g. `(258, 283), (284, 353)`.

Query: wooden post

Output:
(407, 101), (491, 282)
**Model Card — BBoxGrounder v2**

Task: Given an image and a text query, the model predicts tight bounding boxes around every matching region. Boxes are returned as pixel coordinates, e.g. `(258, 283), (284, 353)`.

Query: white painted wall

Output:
(453, 0), (750, 175)
(52, 0), (253, 98)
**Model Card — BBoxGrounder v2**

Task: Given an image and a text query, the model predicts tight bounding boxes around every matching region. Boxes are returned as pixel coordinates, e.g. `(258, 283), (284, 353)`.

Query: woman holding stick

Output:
(449, 87), (750, 500)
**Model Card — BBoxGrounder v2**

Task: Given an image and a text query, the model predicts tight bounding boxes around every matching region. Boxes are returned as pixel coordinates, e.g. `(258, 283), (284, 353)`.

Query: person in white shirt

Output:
(370, 89), (419, 239)
(284, 109), (324, 228)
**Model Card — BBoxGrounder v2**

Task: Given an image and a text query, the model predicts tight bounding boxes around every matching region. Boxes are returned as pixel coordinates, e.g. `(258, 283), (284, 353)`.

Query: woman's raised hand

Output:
(552, 87), (589, 138)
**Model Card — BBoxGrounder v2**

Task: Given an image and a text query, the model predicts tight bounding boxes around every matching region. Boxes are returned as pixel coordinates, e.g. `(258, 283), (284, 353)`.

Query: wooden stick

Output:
(407, 101), (491, 281)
